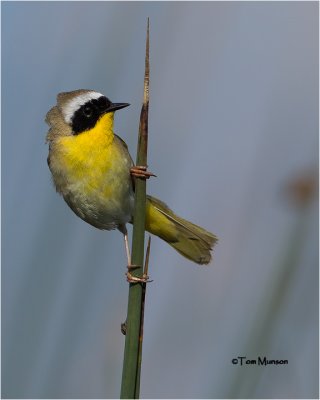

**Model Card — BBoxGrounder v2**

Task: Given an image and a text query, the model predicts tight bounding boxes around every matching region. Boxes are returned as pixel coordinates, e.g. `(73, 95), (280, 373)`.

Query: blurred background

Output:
(2, 2), (318, 399)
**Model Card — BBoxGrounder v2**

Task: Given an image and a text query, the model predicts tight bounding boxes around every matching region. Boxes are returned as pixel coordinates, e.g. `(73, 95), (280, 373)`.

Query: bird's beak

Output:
(107, 103), (130, 112)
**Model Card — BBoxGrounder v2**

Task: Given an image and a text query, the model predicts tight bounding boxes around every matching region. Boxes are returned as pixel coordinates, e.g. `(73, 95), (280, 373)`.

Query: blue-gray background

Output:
(2, 2), (318, 399)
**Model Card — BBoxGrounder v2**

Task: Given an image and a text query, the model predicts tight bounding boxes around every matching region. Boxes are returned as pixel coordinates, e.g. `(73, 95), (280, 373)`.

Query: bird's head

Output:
(46, 89), (129, 141)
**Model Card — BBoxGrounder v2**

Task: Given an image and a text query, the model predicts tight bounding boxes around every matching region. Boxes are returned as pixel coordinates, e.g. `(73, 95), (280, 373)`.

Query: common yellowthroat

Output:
(46, 89), (217, 272)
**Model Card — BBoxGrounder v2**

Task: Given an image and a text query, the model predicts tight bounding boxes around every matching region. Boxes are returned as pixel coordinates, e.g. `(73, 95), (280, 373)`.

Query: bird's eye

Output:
(83, 105), (93, 118)
(96, 96), (111, 110)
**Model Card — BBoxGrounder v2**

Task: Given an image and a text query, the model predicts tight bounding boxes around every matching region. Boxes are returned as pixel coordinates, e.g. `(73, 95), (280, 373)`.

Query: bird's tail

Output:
(145, 195), (218, 265)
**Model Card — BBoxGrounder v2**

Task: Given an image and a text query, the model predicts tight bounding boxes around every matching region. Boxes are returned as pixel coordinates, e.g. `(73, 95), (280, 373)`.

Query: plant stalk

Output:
(120, 19), (150, 399)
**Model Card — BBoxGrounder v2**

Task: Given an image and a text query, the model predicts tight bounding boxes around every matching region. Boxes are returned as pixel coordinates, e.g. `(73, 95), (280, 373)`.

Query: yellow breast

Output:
(53, 113), (128, 195)
(49, 113), (134, 229)
(57, 113), (113, 174)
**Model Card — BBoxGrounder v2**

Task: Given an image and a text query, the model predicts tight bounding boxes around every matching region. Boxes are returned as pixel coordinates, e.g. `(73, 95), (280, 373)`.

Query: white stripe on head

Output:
(62, 91), (104, 124)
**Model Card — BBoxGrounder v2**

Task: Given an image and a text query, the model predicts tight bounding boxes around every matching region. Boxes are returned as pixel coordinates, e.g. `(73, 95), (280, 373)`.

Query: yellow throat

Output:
(56, 112), (116, 174)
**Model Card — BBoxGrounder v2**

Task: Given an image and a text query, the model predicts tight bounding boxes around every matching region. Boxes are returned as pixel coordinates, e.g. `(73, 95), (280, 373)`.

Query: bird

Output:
(46, 89), (218, 281)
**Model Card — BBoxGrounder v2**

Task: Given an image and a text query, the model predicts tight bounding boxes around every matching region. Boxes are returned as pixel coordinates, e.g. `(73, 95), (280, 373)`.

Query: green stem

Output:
(120, 19), (150, 399)
(135, 236), (151, 397)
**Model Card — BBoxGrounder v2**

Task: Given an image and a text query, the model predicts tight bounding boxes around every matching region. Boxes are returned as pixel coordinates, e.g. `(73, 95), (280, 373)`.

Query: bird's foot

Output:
(126, 271), (151, 283)
(130, 165), (156, 179)
(126, 264), (153, 283)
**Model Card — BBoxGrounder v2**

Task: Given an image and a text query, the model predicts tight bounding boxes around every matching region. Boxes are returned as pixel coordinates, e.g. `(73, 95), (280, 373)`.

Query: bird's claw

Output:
(130, 165), (156, 179)
(126, 271), (152, 284)
(126, 263), (152, 283)
(125, 236), (153, 284)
